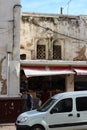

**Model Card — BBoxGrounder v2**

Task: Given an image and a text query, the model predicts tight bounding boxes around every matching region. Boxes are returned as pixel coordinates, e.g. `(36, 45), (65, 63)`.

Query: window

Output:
(20, 54), (26, 60)
(37, 45), (46, 59)
(53, 45), (61, 60)
(52, 98), (72, 113)
(36, 39), (63, 60)
(76, 97), (87, 111)
(37, 98), (56, 112)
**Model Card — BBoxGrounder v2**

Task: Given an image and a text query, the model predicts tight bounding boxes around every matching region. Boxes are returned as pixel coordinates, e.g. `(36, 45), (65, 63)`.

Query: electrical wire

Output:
(0, 13), (86, 43)
(61, 0), (72, 14)
(63, 0), (72, 9)
(67, 0), (72, 14)
(32, 20), (87, 43)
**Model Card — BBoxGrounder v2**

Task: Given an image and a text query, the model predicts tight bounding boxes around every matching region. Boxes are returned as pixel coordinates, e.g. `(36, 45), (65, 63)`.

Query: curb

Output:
(0, 123), (15, 126)
(0, 124), (16, 130)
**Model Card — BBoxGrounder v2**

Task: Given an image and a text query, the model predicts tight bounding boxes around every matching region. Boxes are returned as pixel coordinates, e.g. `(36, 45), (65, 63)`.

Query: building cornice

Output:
(20, 60), (87, 67)
(21, 12), (80, 19)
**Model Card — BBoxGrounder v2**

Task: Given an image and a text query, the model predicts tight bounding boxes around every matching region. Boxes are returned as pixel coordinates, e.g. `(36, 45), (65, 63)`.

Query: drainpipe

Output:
(7, 4), (21, 95)
(7, 52), (11, 96)
(13, 4), (21, 59)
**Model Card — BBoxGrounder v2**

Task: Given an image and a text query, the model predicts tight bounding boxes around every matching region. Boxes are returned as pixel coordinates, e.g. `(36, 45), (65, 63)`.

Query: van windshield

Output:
(37, 98), (56, 112)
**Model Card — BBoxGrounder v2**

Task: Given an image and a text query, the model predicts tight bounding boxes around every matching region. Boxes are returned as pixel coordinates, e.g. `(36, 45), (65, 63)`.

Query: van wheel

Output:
(31, 125), (45, 130)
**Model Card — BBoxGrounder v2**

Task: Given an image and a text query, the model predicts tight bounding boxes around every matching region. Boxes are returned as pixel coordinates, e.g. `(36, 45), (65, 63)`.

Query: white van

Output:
(16, 91), (87, 130)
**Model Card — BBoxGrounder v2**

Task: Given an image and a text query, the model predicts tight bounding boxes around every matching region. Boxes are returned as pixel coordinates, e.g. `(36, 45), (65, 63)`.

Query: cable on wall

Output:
(32, 19), (87, 43)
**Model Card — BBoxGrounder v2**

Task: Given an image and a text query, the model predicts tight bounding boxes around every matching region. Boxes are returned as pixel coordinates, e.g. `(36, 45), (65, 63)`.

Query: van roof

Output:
(52, 91), (87, 99)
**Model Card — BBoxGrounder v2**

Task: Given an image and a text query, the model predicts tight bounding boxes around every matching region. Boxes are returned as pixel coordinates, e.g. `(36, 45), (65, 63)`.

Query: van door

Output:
(47, 98), (74, 130)
(73, 96), (87, 130)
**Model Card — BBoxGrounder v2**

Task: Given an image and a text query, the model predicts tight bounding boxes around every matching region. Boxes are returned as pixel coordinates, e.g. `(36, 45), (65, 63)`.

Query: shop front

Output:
(74, 67), (87, 91)
(21, 65), (74, 97)
(20, 61), (87, 110)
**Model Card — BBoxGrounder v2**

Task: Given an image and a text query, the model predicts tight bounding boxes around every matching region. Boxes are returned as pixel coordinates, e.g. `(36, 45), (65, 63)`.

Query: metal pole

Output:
(60, 7), (63, 14)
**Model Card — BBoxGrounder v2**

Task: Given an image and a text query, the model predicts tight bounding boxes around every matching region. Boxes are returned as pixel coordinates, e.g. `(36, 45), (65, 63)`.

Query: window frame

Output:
(76, 96), (87, 111)
(52, 39), (65, 60)
(36, 39), (48, 60)
(51, 98), (73, 113)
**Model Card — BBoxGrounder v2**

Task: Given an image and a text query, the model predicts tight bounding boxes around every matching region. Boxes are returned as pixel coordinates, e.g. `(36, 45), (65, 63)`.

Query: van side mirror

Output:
(50, 108), (58, 114)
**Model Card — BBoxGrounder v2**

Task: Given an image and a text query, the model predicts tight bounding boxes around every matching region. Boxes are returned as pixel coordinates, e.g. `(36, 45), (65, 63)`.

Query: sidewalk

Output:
(0, 123), (16, 130)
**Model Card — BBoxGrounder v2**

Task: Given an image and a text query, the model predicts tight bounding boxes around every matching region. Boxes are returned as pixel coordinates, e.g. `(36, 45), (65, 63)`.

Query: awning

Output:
(74, 68), (87, 75)
(24, 69), (75, 77)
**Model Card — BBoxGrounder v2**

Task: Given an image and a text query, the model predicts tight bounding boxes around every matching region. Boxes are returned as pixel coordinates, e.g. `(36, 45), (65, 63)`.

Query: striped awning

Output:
(24, 69), (75, 77)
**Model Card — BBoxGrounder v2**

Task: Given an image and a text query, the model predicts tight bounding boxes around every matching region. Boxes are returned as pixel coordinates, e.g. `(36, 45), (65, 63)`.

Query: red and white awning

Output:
(74, 68), (87, 75)
(24, 69), (75, 77)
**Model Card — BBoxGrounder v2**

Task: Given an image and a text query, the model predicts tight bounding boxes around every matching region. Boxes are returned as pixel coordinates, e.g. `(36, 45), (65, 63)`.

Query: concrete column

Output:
(65, 74), (74, 92)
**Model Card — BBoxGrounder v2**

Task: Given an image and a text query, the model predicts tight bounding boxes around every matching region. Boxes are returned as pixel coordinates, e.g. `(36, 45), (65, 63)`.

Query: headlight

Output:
(20, 116), (28, 123)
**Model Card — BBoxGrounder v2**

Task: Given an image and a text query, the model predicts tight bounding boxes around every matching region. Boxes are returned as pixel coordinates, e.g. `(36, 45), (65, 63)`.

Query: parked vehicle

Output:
(16, 91), (87, 130)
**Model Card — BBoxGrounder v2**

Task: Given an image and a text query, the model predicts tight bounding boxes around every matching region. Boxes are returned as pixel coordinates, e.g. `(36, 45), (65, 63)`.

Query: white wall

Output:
(0, 0), (21, 97)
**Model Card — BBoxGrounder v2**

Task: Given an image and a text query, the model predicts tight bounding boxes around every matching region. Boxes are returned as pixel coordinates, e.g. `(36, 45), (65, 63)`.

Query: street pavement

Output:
(0, 123), (16, 130)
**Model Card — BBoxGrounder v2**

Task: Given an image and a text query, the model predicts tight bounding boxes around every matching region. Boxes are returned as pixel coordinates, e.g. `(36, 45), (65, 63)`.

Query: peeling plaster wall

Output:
(0, 0), (21, 97)
(20, 13), (87, 61)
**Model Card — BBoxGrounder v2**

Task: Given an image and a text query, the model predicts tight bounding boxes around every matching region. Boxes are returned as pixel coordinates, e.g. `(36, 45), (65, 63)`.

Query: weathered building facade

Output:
(20, 13), (87, 61)
(20, 12), (87, 93)
(0, 0), (21, 123)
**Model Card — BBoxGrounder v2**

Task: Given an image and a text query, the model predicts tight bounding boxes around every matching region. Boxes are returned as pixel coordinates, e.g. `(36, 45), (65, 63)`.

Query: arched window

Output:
(36, 39), (48, 59)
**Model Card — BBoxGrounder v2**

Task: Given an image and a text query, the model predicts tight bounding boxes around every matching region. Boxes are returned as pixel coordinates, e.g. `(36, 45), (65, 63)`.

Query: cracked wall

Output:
(0, 0), (21, 97)
(20, 13), (87, 61)
(0, 57), (7, 94)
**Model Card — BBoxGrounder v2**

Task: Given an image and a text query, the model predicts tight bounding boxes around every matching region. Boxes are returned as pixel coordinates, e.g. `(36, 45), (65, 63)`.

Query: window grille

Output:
(53, 45), (61, 59)
(37, 45), (46, 59)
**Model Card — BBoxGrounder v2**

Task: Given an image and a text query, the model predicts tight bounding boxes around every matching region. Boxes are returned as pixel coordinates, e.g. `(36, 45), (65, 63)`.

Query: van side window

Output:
(51, 98), (72, 113)
(76, 97), (87, 111)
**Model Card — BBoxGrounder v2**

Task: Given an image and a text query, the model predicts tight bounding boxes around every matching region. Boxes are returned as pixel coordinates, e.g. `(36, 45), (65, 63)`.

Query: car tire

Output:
(31, 125), (45, 130)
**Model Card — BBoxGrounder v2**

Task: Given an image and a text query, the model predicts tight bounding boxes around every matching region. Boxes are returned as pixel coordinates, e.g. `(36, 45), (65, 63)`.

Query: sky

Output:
(21, 0), (87, 16)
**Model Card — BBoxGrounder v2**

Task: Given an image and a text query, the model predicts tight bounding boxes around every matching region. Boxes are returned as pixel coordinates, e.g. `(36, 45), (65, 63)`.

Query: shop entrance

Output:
(20, 67), (67, 111)
(20, 74), (66, 112)
(74, 75), (87, 91)
(27, 75), (65, 97)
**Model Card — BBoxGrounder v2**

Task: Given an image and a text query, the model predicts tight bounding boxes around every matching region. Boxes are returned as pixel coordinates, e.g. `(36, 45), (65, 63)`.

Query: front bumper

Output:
(16, 124), (31, 130)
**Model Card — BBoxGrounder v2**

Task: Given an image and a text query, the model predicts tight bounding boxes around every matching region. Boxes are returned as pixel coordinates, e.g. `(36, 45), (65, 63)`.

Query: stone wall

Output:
(20, 13), (87, 61)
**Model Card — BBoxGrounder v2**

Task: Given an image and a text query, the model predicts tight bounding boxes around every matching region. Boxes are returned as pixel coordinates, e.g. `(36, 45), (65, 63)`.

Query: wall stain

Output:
(73, 45), (87, 61)
(0, 56), (7, 94)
